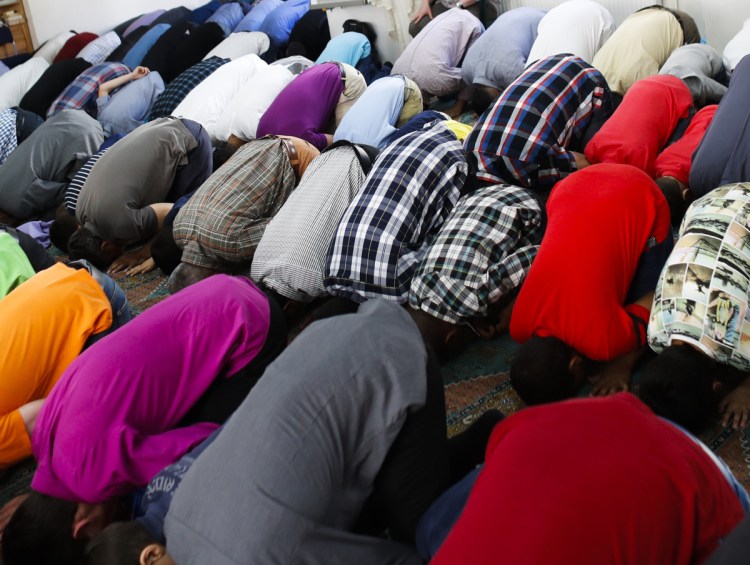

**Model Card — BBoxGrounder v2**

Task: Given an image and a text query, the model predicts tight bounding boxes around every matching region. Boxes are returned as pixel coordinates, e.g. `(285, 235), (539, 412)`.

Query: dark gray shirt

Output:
(0, 109), (103, 219)
(165, 299), (426, 565)
(76, 117), (196, 241)
(660, 44), (728, 106)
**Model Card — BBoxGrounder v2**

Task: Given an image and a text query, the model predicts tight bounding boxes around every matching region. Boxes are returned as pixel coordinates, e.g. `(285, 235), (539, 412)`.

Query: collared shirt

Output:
(251, 144), (370, 302)
(148, 56), (230, 121)
(526, 0), (614, 66)
(96, 71), (166, 136)
(257, 62), (344, 150)
(648, 183), (750, 371)
(47, 62), (130, 119)
(592, 7), (683, 95)
(325, 122), (468, 303)
(173, 53), (268, 142)
(409, 184), (542, 324)
(724, 18), (750, 72)
(333, 75), (405, 149)
(77, 31), (122, 65)
(316, 31), (371, 67)
(206, 2), (244, 35)
(202, 31), (271, 60)
(462, 7), (544, 90)
(465, 54), (612, 190)
(392, 9), (483, 98)
(173, 137), (309, 270)
(31, 275), (271, 503)
(0, 108), (17, 166)
(659, 44), (728, 106)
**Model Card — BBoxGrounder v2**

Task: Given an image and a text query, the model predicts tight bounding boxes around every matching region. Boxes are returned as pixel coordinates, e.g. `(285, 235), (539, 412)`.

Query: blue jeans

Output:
(68, 259), (132, 348)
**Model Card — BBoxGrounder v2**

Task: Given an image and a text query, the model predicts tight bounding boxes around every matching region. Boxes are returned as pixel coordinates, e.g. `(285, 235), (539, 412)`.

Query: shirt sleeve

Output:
(0, 410), (33, 467)
(111, 205), (158, 241)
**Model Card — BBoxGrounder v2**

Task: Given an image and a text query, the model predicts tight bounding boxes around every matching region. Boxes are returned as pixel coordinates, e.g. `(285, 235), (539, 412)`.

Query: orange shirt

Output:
(0, 264), (112, 466)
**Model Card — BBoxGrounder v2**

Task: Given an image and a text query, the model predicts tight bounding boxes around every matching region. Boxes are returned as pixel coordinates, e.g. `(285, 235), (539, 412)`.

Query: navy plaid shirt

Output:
(47, 62), (130, 119)
(325, 122), (468, 303)
(465, 54), (613, 190)
(148, 57), (229, 121)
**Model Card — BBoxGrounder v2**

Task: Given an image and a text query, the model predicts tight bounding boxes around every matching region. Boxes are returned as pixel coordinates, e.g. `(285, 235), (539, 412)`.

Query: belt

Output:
(279, 137), (299, 169)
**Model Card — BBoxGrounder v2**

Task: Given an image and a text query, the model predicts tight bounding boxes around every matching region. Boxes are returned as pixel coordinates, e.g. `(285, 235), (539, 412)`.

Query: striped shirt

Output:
(173, 138), (301, 270)
(465, 54), (612, 190)
(47, 62), (130, 119)
(0, 109), (17, 167)
(251, 144), (370, 302)
(148, 57), (230, 121)
(325, 121), (468, 303)
(64, 148), (109, 215)
(77, 31), (122, 65)
(409, 184), (543, 324)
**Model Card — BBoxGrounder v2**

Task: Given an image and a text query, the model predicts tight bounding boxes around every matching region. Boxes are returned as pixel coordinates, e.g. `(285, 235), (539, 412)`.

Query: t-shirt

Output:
(0, 264), (111, 467)
(654, 104), (717, 186)
(584, 74), (694, 177)
(431, 393), (745, 565)
(31, 275), (271, 503)
(315, 31), (371, 67)
(649, 183), (750, 371)
(0, 232), (35, 298)
(76, 117), (197, 241)
(510, 163), (671, 361)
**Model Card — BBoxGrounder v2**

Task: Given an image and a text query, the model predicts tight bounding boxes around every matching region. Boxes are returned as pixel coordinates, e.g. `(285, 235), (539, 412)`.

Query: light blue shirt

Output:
(334, 75), (404, 149)
(206, 2), (244, 36)
(97, 72), (166, 136)
(316, 32), (371, 67)
(461, 7), (546, 90)
(122, 24), (171, 70)
(259, 0), (310, 45)
(234, 0), (282, 33)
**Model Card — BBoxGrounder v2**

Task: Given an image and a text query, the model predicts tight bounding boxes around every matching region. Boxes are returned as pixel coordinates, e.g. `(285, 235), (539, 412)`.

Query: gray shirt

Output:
(462, 7), (545, 90)
(660, 43), (728, 106)
(0, 109), (103, 219)
(76, 117), (197, 241)
(165, 299), (426, 565)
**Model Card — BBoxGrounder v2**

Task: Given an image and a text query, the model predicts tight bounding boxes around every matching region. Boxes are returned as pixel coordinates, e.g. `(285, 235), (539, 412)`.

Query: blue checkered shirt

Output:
(325, 122), (468, 303)
(0, 108), (17, 167)
(409, 184), (543, 324)
(465, 54), (613, 190)
(47, 62), (130, 119)
(148, 57), (230, 121)
(77, 31), (122, 65)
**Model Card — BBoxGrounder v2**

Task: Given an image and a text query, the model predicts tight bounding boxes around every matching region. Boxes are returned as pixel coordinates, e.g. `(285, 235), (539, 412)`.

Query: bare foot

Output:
(589, 368), (630, 397)
(720, 378), (750, 430)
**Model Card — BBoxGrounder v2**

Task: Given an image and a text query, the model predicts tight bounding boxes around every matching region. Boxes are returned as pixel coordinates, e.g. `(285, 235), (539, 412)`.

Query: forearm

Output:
(98, 73), (136, 98)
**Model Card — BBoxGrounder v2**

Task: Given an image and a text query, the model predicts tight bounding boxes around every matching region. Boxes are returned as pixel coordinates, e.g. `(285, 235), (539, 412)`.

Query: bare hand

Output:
(125, 257), (156, 276)
(411, 0), (433, 24)
(0, 494), (28, 537)
(571, 151), (590, 171)
(720, 379), (750, 430)
(132, 66), (150, 78)
(589, 368), (630, 397)
(108, 247), (151, 275)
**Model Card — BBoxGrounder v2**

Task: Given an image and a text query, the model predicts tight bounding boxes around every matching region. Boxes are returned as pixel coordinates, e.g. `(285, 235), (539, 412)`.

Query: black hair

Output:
(2, 491), (86, 565)
(655, 177), (690, 229)
(83, 521), (156, 565)
(49, 214), (81, 253)
(470, 86), (500, 116)
(150, 226), (182, 276)
(510, 336), (578, 405)
(638, 344), (718, 434)
(166, 262), (216, 294)
(67, 227), (112, 271)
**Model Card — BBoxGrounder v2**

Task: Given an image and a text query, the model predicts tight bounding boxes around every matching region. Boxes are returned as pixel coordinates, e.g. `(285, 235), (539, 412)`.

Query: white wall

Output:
(23, 0), (206, 49)
(679, 0), (750, 51)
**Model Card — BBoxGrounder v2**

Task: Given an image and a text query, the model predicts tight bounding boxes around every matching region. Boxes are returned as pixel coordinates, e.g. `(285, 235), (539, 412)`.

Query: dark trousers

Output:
(627, 230), (675, 303)
(181, 292), (288, 425)
(706, 514), (750, 565)
(167, 118), (213, 202)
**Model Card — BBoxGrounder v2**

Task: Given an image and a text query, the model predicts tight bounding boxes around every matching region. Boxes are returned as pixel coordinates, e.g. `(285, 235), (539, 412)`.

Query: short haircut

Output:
(638, 345), (717, 434)
(471, 86), (499, 116)
(67, 227), (111, 271)
(150, 226), (181, 276)
(2, 491), (86, 565)
(655, 176), (689, 229)
(510, 336), (578, 405)
(49, 214), (81, 253)
(83, 521), (156, 565)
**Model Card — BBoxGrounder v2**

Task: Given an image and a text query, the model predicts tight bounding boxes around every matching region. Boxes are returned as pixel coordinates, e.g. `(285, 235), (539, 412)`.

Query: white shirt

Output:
(724, 18), (750, 72)
(526, 0), (615, 66)
(173, 53), (269, 142)
(0, 57), (49, 110)
(33, 31), (75, 63)
(214, 64), (294, 142)
(202, 31), (271, 61)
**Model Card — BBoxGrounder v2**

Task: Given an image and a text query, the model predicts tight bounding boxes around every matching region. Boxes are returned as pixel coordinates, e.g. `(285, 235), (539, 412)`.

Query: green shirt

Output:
(0, 232), (35, 299)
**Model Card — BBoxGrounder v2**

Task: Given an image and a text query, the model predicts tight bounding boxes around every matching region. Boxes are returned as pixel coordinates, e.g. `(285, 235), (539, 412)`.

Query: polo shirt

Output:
(510, 163), (671, 361)
(32, 274), (271, 503)
(0, 264), (111, 467)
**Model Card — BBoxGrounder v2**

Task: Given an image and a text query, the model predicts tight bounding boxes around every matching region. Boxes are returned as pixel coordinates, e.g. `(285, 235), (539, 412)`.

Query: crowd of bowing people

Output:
(4, 0), (750, 563)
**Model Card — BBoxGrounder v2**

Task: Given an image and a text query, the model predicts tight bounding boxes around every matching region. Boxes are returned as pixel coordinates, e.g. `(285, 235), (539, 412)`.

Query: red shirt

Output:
(585, 75), (694, 177)
(432, 393), (744, 565)
(510, 163), (670, 360)
(655, 104), (717, 185)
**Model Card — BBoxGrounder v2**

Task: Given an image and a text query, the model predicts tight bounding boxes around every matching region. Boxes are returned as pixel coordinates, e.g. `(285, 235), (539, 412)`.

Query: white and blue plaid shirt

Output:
(0, 108), (17, 167)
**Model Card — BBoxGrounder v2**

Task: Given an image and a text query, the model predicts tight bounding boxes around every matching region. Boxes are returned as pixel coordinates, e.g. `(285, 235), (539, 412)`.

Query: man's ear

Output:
(568, 354), (585, 379)
(100, 239), (117, 253)
(72, 504), (95, 540)
(140, 544), (166, 565)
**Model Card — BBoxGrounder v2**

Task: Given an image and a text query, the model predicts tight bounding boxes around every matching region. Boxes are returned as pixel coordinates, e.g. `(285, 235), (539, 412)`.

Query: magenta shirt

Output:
(31, 275), (271, 503)
(256, 62), (344, 150)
